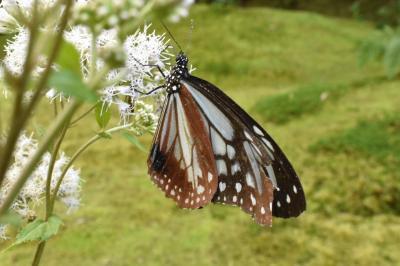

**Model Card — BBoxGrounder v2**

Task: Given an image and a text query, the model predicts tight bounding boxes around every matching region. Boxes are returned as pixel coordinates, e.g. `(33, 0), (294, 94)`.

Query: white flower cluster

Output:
(0, 0), (194, 123)
(130, 100), (159, 135)
(0, 134), (81, 239)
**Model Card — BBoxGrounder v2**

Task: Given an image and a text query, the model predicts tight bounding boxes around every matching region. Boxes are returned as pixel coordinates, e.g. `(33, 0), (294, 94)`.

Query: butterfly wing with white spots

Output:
(148, 84), (218, 209)
(146, 51), (305, 226)
(181, 76), (306, 223)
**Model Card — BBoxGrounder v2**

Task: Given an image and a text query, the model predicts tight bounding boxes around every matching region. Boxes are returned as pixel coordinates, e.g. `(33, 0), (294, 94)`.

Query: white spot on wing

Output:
(262, 137), (275, 151)
(166, 105), (177, 151)
(235, 182), (242, 193)
(231, 162), (241, 175)
(197, 185), (205, 194)
(261, 206), (266, 214)
(211, 127), (226, 156)
(286, 194), (291, 203)
(266, 165), (278, 188)
(293, 185), (298, 194)
(250, 194), (256, 206)
(219, 182), (226, 192)
(244, 130), (253, 141)
(253, 125), (264, 136)
(216, 159), (227, 176)
(246, 173), (255, 188)
(227, 145), (235, 159)
(233, 195), (237, 202)
(208, 172), (213, 182)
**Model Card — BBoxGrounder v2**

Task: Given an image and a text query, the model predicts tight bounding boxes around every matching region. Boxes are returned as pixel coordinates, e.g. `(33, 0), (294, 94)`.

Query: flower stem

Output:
(0, 99), (82, 217)
(0, 3), (40, 187)
(31, 242), (46, 266)
(49, 123), (133, 212)
(45, 123), (69, 220)
(69, 105), (96, 126)
(0, 0), (74, 188)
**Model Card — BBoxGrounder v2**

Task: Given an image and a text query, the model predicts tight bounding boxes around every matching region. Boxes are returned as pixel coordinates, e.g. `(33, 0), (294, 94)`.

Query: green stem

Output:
(0, 3), (40, 187)
(49, 123), (132, 212)
(31, 242), (46, 266)
(45, 124), (68, 220)
(23, 0), (74, 119)
(69, 105), (96, 126)
(0, 0), (74, 187)
(0, 99), (82, 217)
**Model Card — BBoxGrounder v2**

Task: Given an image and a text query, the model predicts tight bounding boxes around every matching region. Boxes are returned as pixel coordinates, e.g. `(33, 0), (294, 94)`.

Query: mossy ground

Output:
(1, 5), (399, 266)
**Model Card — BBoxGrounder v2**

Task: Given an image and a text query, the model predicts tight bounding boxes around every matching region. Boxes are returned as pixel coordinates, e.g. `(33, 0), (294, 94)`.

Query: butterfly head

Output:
(176, 52), (188, 68)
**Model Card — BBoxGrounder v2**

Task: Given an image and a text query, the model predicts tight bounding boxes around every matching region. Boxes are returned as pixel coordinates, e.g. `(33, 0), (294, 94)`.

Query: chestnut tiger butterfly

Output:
(142, 29), (306, 226)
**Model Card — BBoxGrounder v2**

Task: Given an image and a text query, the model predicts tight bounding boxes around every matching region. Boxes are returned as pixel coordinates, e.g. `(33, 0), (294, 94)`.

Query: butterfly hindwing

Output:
(181, 76), (306, 221)
(148, 84), (218, 209)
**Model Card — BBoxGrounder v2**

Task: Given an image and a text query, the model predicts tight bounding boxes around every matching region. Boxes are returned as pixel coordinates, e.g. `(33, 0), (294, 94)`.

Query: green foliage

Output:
(95, 102), (111, 129)
(311, 114), (400, 166)
(309, 115), (400, 215)
(375, 0), (400, 27)
(12, 216), (62, 247)
(253, 84), (347, 124)
(16, 217), (62, 244)
(1, 5), (400, 266)
(55, 41), (82, 76)
(359, 26), (400, 78)
(48, 70), (98, 103)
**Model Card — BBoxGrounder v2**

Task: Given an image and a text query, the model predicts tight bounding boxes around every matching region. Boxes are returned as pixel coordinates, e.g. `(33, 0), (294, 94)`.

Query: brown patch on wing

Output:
(148, 84), (218, 209)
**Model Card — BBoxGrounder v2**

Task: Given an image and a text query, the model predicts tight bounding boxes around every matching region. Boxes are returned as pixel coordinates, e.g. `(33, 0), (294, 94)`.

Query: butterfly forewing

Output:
(181, 77), (306, 221)
(148, 85), (218, 209)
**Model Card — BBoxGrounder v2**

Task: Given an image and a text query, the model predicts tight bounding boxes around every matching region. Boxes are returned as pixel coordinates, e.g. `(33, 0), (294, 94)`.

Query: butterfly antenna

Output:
(161, 20), (183, 52)
(186, 19), (195, 55)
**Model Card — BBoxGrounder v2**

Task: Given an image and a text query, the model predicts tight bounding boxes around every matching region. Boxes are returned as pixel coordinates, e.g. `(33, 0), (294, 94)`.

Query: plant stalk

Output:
(0, 99), (82, 217)
(31, 242), (46, 266)
(49, 123), (133, 212)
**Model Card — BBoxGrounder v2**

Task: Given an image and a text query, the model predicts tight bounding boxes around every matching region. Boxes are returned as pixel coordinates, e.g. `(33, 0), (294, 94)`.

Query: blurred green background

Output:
(1, 2), (400, 266)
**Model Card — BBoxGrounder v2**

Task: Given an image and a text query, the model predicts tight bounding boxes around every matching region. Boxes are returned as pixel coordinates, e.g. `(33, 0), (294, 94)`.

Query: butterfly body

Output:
(147, 52), (306, 226)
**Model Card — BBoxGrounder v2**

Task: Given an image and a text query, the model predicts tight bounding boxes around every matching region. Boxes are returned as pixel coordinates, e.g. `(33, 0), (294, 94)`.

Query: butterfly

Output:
(146, 51), (306, 226)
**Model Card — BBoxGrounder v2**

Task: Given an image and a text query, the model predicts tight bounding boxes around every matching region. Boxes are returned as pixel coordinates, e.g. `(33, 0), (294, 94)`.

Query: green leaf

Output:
(55, 40), (81, 76)
(14, 216), (63, 246)
(122, 132), (146, 152)
(95, 102), (111, 129)
(48, 70), (98, 103)
(41, 216), (63, 241)
(14, 219), (45, 245)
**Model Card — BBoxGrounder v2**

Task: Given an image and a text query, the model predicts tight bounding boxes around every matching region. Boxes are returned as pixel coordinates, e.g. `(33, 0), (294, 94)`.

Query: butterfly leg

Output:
(133, 58), (166, 78)
(134, 85), (165, 96)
